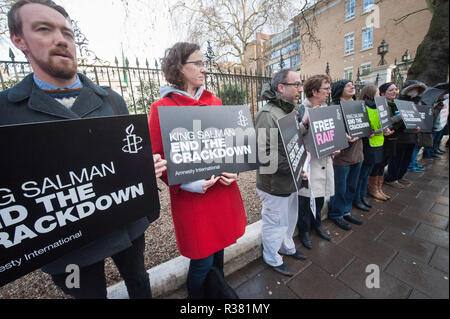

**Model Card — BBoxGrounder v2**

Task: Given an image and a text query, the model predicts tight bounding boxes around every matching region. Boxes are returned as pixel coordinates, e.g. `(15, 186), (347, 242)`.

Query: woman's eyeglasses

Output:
(184, 60), (206, 68)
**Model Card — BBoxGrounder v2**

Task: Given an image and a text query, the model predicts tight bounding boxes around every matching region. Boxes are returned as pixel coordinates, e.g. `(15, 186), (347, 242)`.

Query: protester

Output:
(368, 82), (402, 199)
(423, 87), (449, 159)
(297, 74), (336, 249)
(328, 80), (363, 231)
(148, 42), (247, 298)
(1, 0), (166, 299)
(355, 85), (394, 211)
(384, 80), (426, 189)
(255, 69), (307, 276)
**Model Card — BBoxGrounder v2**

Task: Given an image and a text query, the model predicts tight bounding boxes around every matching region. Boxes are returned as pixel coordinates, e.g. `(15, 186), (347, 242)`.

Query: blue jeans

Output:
(424, 129), (446, 157)
(187, 249), (224, 299)
(356, 162), (375, 202)
(409, 147), (421, 167)
(328, 162), (363, 220)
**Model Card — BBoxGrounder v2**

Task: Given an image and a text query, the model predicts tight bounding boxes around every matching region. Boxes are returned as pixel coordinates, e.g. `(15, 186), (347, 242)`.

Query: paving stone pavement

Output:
(228, 148), (449, 299)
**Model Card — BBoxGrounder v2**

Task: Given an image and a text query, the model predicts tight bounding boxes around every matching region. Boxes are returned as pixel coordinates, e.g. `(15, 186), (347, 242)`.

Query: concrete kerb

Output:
(107, 220), (263, 299)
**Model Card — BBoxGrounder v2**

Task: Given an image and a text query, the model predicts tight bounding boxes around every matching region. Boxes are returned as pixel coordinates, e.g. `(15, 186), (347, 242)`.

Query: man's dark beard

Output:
(31, 51), (77, 81)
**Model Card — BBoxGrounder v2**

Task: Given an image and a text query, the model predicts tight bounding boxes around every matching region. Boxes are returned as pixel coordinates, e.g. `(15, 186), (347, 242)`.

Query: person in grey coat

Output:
(1, 0), (166, 299)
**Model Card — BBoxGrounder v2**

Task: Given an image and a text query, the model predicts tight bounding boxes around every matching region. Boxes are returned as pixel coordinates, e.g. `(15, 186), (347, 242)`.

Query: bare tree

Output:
(171, 0), (296, 68)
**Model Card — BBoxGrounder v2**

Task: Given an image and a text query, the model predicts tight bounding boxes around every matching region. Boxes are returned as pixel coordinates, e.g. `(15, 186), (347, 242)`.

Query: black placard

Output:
(340, 100), (372, 138)
(158, 105), (259, 185)
(416, 105), (433, 133)
(303, 105), (349, 159)
(0, 115), (160, 287)
(394, 99), (424, 130)
(374, 96), (393, 131)
(277, 111), (308, 192)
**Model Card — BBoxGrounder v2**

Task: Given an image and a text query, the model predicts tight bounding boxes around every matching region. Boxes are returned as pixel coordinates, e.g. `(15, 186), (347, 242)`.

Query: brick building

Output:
(253, 0), (432, 84)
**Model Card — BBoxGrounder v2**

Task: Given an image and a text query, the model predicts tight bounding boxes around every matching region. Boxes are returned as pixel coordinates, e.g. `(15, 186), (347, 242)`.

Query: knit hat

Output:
(400, 80), (427, 97)
(379, 82), (395, 95)
(331, 79), (351, 104)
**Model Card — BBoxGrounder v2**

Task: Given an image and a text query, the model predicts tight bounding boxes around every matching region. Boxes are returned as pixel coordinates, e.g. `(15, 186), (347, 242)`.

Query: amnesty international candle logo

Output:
(0, 115), (160, 287)
(122, 124), (143, 154)
(237, 110), (249, 127)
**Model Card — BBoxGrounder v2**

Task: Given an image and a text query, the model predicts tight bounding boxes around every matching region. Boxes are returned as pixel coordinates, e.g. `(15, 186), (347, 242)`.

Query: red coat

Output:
(148, 89), (247, 260)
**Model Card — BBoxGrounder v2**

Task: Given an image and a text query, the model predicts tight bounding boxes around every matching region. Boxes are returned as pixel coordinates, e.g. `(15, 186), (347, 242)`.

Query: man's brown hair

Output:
(8, 0), (70, 36)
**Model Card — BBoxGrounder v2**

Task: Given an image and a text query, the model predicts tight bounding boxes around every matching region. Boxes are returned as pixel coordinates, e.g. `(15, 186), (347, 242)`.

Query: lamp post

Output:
(401, 49), (411, 62)
(377, 40), (389, 66)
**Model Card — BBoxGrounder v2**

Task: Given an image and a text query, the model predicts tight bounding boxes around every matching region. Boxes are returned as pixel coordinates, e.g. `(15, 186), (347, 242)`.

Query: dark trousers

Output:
(51, 235), (151, 299)
(187, 249), (224, 299)
(371, 138), (397, 176)
(356, 162), (375, 201)
(328, 162), (363, 219)
(297, 195), (324, 233)
(385, 143), (415, 182)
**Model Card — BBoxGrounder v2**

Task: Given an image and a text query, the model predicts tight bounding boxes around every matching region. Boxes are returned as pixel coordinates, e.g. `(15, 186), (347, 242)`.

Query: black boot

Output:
(353, 201), (370, 212)
(361, 197), (372, 208)
(300, 232), (312, 250)
(315, 227), (331, 241)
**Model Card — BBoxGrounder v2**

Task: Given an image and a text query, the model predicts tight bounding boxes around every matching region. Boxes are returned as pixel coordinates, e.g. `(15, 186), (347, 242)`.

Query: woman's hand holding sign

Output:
(203, 175), (221, 193)
(153, 154), (167, 178)
(219, 172), (238, 186)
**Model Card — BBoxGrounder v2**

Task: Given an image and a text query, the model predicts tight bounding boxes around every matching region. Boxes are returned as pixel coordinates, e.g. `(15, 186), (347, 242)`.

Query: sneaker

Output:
(435, 149), (446, 155)
(415, 163), (425, 170)
(271, 263), (294, 277)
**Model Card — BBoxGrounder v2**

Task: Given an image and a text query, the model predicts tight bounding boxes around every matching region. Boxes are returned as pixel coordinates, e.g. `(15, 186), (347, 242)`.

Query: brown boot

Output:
(368, 176), (386, 201)
(377, 176), (391, 200)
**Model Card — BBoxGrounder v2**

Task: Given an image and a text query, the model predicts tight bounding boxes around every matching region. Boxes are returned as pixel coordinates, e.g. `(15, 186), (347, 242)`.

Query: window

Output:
(345, 33), (354, 55)
(344, 67), (353, 81)
(360, 63), (372, 76)
(362, 27), (373, 50)
(345, 0), (355, 21)
(290, 54), (301, 67)
(363, 0), (374, 13)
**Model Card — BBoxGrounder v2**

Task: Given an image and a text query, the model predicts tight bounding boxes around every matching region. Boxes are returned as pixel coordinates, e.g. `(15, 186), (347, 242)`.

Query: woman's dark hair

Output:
(358, 84), (378, 101)
(162, 42), (200, 90)
(378, 82), (395, 95)
(8, 0), (70, 36)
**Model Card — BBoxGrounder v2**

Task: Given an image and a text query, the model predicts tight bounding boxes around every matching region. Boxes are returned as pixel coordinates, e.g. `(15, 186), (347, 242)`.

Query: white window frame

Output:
(362, 26), (373, 51)
(363, 0), (374, 14)
(344, 67), (354, 81)
(360, 62), (372, 76)
(344, 32), (355, 56)
(345, 0), (355, 21)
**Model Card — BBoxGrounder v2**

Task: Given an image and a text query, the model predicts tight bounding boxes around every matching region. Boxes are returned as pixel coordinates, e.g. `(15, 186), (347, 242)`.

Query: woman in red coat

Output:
(148, 42), (247, 298)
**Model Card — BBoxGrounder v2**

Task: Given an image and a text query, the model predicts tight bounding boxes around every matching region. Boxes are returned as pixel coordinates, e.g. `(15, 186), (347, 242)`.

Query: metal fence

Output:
(0, 59), (271, 120)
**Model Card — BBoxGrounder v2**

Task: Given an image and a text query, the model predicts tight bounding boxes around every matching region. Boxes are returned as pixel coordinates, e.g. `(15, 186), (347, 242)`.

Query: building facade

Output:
(263, 0), (432, 84)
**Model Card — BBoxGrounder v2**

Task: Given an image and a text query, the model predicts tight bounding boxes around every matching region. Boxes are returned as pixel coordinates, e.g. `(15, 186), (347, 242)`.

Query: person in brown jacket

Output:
(327, 80), (364, 231)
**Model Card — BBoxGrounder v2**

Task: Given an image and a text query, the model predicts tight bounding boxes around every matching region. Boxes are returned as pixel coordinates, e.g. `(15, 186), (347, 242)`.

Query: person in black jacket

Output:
(384, 80), (426, 189)
(2, 0), (166, 299)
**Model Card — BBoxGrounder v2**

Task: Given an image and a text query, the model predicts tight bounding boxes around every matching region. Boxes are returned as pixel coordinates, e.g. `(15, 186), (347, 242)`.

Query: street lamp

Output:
(377, 40), (389, 66)
(401, 49), (411, 62)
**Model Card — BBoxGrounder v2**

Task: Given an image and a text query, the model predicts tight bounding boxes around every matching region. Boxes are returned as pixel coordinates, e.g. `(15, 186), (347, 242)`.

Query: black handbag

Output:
(203, 267), (240, 299)
(417, 132), (433, 148)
